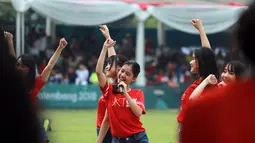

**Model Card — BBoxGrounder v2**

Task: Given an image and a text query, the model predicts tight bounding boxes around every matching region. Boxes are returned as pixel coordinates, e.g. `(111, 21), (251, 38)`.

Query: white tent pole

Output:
(16, 12), (21, 57)
(21, 12), (25, 54)
(135, 19), (146, 86)
(135, 10), (150, 86)
(46, 16), (51, 37)
(157, 21), (165, 46)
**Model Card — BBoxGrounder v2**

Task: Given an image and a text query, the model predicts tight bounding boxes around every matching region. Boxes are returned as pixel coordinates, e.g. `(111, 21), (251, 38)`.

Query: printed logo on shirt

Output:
(112, 97), (126, 107)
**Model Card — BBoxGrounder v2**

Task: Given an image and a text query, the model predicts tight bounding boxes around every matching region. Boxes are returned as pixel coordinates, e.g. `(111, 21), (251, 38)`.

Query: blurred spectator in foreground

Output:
(1, 29), (40, 143)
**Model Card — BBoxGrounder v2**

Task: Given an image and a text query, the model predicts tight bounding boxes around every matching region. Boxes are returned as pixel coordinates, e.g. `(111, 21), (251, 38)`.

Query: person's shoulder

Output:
(131, 88), (143, 93)
(103, 81), (114, 88)
(185, 80), (202, 92)
(130, 89), (144, 96)
(35, 75), (44, 85)
(187, 79), (203, 89)
(188, 85), (230, 109)
(98, 95), (106, 103)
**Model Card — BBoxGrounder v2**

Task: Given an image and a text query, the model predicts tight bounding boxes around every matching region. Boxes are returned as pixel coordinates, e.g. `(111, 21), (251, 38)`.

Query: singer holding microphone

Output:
(96, 25), (128, 143)
(96, 38), (149, 143)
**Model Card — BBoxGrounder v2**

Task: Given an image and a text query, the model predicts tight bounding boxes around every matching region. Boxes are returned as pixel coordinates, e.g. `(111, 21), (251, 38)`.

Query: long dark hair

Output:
(106, 55), (128, 72)
(1, 29), (40, 143)
(17, 54), (36, 92)
(194, 48), (219, 80)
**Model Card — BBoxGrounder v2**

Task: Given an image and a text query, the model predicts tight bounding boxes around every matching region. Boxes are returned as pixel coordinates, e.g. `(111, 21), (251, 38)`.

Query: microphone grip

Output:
(119, 85), (124, 94)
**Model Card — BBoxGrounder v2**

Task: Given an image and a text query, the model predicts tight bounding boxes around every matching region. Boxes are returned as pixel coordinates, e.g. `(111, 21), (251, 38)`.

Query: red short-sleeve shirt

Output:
(31, 76), (47, 110)
(181, 80), (255, 143)
(96, 96), (107, 128)
(177, 79), (202, 123)
(100, 82), (146, 137)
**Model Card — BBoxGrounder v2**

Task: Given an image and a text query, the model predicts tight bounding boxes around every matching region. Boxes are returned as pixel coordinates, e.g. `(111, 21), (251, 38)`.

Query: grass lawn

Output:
(40, 109), (178, 143)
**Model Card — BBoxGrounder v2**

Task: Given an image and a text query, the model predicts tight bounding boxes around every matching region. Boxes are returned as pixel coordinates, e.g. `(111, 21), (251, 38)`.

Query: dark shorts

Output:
(39, 119), (50, 142)
(97, 128), (112, 143)
(112, 131), (149, 143)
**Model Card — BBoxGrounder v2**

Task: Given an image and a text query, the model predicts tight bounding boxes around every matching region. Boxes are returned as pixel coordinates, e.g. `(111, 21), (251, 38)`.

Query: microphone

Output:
(119, 85), (124, 94)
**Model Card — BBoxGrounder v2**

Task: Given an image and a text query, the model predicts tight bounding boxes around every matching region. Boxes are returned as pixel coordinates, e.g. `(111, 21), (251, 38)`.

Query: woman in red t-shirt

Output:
(177, 19), (219, 142)
(96, 39), (149, 143)
(96, 25), (128, 143)
(2, 30), (41, 143)
(14, 38), (67, 143)
(15, 38), (67, 110)
(182, 4), (255, 142)
(188, 19), (246, 101)
(96, 54), (127, 143)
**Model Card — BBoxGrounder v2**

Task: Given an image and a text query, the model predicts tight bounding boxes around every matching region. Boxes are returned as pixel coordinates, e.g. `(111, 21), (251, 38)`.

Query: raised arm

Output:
(96, 111), (110, 143)
(189, 74), (217, 100)
(99, 25), (116, 57)
(191, 19), (211, 49)
(4, 31), (15, 57)
(41, 38), (67, 82)
(96, 38), (116, 88)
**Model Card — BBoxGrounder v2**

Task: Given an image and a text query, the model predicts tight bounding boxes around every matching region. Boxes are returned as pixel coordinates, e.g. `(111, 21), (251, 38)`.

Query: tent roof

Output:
(112, 0), (247, 5)
(1, 0), (248, 5)
(2, 0), (247, 11)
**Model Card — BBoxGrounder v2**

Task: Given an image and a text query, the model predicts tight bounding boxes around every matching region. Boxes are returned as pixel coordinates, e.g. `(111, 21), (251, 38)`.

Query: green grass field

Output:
(40, 109), (178, 143)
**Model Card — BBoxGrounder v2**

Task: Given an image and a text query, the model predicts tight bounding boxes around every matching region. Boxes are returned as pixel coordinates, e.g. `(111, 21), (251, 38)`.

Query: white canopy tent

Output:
(10, 0), (246, 86)
(147, 5), (246, 34)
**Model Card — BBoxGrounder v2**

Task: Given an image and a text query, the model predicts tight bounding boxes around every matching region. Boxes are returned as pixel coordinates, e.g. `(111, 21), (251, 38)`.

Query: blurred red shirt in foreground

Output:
(181, 79), (255, 143)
